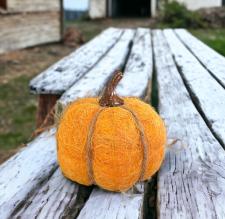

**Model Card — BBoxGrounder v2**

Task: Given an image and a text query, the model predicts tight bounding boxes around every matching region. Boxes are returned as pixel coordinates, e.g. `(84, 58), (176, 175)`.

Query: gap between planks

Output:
(164, 29), (225, 149)
(175, 29), (225, 89)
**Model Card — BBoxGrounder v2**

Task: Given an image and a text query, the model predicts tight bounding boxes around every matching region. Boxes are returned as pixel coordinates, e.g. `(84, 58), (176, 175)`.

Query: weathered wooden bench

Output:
(1, 27), (225, 219)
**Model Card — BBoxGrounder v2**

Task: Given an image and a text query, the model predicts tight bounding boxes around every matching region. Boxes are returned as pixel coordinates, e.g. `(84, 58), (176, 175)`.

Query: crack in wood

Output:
(9, 166), (58, 217)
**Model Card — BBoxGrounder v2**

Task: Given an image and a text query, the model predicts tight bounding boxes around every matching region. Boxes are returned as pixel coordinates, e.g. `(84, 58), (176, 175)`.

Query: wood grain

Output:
(77, 188), (143, 219)
(0, 12), (61, 54)
(175, 29), (225, 88)
(30, 28), (123, 95)
(0, 129), (57, 219)
(11, 169), (80, 218)
(153, 29), (225, 219)
(164, 29), (225, 148)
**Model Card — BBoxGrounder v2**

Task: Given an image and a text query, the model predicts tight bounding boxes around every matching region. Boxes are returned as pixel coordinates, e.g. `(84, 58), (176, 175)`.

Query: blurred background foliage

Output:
(158, 1), (205, 28)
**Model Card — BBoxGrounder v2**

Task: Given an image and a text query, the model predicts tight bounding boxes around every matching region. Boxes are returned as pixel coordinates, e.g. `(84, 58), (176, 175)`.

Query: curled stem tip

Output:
(99, 70), (124, 107)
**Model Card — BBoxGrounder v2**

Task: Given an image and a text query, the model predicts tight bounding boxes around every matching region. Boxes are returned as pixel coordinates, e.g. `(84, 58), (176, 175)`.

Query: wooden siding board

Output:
(7, 0), (60, 12)
(0, 12), (61, 54)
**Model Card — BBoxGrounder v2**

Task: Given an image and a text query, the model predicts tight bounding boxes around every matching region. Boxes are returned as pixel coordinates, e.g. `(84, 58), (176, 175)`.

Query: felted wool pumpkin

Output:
(57, 70), (166, 192)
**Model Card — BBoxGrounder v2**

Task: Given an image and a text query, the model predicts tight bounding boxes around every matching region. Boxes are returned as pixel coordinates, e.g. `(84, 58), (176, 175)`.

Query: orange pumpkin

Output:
(57, 71), (166, 192)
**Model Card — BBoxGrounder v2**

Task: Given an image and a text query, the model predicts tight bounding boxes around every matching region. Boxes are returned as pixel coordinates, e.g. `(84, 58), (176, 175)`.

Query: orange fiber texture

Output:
(57, 97), (166, 192)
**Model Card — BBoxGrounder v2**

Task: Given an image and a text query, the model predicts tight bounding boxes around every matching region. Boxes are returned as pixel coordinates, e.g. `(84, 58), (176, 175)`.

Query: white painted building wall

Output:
(171, 0), (222, 10)
(88, 0), (223, 19)
(151, 0), (157, 17)
(89, 0), (106, 19)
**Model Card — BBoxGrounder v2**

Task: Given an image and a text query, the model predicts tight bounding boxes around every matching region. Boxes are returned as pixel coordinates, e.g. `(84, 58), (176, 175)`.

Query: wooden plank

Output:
(164, 29), (225, 148)
(0, 12), (61, 54)
(36, 94), (60, 128)
(175, 29), (225, 88)
(153, 30), (225, 219)
(29, 28), (123, 95)
(0, 28), (134, 218)
(116, 28), (153, 99)
(6, 0), (60, 12)
(77, 28), (153, 219)
(77, 188), (143, 219)
(0, 129), (57, 219)
(11, 169), (79, 218)
(58, 28), (134, 106)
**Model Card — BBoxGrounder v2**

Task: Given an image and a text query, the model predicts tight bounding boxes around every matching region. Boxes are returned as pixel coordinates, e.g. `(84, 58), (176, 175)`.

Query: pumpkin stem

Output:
(99, 70), (124, 107)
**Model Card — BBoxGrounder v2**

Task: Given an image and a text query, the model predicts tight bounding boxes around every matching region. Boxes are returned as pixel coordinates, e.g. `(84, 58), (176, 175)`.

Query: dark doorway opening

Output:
(108, 0), (150, 17)
(223, 0), (225, 6)
(0, 0), (6, 9)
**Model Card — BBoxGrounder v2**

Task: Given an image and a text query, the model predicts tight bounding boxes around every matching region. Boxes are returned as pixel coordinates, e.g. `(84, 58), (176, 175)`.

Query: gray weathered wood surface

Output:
(12, 169), (80, 218)
(153, 29), (225, 219)
(175, 29), (225, 88)
(164, 29), (225, 148)
(30, 28), (123, 94)
(0, 129), (57, 218)
(0, 12), (61, 54)
(116, 28), (152, 98)
(59, 28), (134, 106)
(77, 188), (143, 219)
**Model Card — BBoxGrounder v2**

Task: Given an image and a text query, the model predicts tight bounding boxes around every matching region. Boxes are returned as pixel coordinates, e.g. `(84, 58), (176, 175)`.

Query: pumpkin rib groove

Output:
(85, 107), (105, 184)
(120, 105), (149, 181)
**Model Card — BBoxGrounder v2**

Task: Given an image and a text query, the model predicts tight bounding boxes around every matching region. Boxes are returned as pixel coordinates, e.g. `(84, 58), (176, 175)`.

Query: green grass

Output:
(190, 29), (225, 57)
(0, 44), (73, 158)
(66, 20), (105, 42)
(66, 18), (152, 42)
(0, 75), (36, 150)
